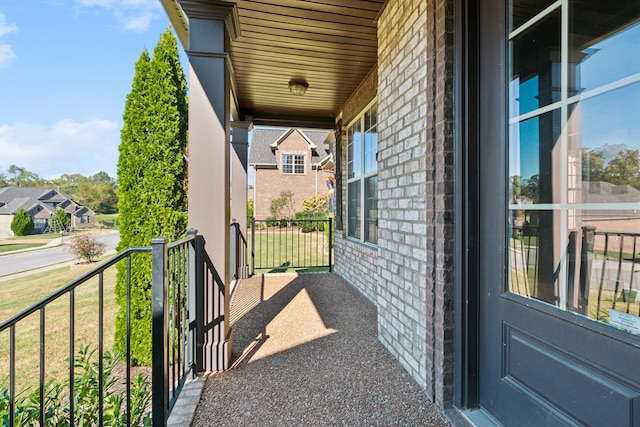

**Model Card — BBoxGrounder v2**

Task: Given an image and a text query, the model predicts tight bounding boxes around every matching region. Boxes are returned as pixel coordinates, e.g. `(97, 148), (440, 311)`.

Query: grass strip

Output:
(0, 243), (45, 253)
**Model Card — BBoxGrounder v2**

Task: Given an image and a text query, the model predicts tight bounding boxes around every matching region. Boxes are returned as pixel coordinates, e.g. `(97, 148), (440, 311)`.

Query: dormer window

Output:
(282, 154), (305, 174)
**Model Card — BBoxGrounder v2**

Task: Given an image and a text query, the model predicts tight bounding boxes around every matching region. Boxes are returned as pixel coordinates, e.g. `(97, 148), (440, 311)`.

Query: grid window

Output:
(282, 154), (305, 174)
(507, 0), (640, 332)
(347, 100), (377, 244)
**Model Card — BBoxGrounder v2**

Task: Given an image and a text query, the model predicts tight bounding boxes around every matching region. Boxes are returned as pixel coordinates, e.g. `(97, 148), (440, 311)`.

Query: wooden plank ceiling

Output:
(165, 0), (383, 128)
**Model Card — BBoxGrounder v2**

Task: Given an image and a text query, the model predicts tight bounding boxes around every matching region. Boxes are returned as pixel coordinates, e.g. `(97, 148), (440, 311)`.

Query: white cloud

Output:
(0, 120), (120, 179)
(75, 0), (161, 32)
(0, 10), (18, 69)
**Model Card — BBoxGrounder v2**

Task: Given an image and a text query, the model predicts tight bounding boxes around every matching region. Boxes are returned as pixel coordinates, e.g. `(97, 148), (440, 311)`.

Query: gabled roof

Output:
(0, 187), (93, 216)
(73, 206), (93, 217)
(249, 128), (333, 167)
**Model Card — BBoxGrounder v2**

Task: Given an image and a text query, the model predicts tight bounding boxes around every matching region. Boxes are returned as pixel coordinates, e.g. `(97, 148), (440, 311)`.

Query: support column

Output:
(232, 122), (251, 280)
(180, 0), (241, 371)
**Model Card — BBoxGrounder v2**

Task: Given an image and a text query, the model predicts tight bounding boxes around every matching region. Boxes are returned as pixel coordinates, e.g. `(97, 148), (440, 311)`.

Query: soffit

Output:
(163, 0), (383, 128)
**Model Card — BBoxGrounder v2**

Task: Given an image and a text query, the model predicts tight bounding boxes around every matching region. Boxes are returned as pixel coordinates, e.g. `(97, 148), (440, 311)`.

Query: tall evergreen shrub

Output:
(115, 28), (188, 365)
(11, 208), (34, 236)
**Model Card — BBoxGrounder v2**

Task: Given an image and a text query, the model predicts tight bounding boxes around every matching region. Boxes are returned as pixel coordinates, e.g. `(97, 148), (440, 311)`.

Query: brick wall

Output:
(333, 66), (380, 304)
(376, 0), (455, 408)
(334, 237), (379, 303)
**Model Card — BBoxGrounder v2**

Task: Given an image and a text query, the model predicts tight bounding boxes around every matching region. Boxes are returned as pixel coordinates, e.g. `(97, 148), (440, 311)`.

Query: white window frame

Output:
(347, 98), (378, 244)
(282, 153), (305, 174)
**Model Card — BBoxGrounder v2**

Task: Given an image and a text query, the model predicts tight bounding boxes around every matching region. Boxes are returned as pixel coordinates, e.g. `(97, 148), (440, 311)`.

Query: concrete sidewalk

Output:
(188, 273), (452, 426)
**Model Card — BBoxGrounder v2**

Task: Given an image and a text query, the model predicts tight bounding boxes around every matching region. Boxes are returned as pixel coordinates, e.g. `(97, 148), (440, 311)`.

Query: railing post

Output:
(329, 217), (333, 272)
(151, 237), (169, 427)
(579, 226), (596, 315)
(251, 217), (256, 276)
(230, 221), (237, 282)
(187, 228), (198, 378)
(566, 230), (577, 311)
(194, 233), (205, 373)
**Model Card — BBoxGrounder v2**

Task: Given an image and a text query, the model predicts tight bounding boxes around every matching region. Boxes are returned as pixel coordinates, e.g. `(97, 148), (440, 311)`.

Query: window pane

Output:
(294, 155), (305, 174)
(509, 0), (640, 335)
(509, 10), (561, 118)
(282, 154), (292, 174)
(350, 121), (363, 178)
(509, 110), (561, 204)
(365, 176), (378, 244)
(572, 83), (640, 202)
(348, 181), (361, 239)
(508, 209), (563, 305)
(347, 126), (354, 179)
(364, 130), (377, 174)
(510, 0), (557, 31)
(570, 2), (640, 93)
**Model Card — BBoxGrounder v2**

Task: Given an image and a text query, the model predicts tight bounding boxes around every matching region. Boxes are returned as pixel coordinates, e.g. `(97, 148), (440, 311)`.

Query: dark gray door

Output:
(478, 0), (640, 424)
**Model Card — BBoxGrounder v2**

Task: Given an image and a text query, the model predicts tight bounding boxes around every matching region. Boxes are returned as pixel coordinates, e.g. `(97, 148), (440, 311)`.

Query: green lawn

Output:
(95, 213), (119, 229)
(249, 228), (332, 273)
(0, 243), (45, 253)
(7, 233), (62, 240)
(0, 261), (118, 393)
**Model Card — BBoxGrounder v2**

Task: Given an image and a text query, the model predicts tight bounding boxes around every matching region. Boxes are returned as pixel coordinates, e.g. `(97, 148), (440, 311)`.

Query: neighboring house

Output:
(163, 1), (640, 424)
(0, 187), (95, 237)
(249, 128), (334, 219)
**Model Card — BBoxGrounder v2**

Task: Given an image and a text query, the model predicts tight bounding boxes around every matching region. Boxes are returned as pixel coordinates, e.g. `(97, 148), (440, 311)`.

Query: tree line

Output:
(511, 146), (640, 202)
(0, 165), (118, 214)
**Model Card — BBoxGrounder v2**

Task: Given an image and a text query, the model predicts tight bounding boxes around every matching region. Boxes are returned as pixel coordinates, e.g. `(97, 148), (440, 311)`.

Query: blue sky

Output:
(0, 0), (186, 180)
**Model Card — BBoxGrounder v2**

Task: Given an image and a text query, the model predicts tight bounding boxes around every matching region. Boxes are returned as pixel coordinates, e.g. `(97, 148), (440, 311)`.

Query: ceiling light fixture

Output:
(288, 80), (309, 96)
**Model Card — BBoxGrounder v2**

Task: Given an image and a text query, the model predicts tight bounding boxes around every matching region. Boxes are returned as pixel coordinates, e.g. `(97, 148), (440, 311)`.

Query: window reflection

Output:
(508, 0), (640, 334)
(509, 111), (561, 204)
(509, 10), (561, 118)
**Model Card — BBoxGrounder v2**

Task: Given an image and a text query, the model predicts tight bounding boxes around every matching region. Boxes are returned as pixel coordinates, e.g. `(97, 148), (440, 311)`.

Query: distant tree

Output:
(269, 190), (296, 220)
(90, 171), (114, 185)
(0, 172), (8, 187)
(67, 233), (105, 263)
(52, 173), (88, 196)
(603, 148), (640, 188)
(582, 149), (605, 182)
(302, 193), (330, 213)
(6, 165), (47, 187)
(52, 208), (69, 232)
(7, 165), (24, 185)
(521, 174), (539, 202)
(11, 208), (34, 236)
(247, 198), (254, 226)
(75, 181), (118, 214)
(510, 175), (522, 200)
(114, 28), (188, 365)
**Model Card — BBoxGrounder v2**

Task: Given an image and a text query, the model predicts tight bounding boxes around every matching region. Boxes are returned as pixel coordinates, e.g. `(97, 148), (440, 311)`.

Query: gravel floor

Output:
(191, 273), (451, 427)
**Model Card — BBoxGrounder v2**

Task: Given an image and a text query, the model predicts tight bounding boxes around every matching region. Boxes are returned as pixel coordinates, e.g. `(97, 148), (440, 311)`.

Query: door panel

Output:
(478, 0), (640, 424)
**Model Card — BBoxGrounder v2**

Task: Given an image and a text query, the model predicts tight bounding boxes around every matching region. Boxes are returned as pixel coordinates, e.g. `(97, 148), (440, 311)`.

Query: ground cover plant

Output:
(0, 345), (151, 426)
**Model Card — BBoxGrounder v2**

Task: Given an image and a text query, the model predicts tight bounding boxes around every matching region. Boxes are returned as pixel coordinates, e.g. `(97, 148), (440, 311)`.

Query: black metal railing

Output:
(585, 229), (640, 320)
(0, 244), (151, 426)
(0, 228), (220, 426)
(251, 217), (333, 274)
(230, 222), (249, 281)
(510, 224), (640, 321)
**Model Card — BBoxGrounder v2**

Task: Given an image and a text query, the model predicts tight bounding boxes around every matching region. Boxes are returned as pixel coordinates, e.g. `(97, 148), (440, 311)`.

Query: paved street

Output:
(0, 231), (120, 279)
